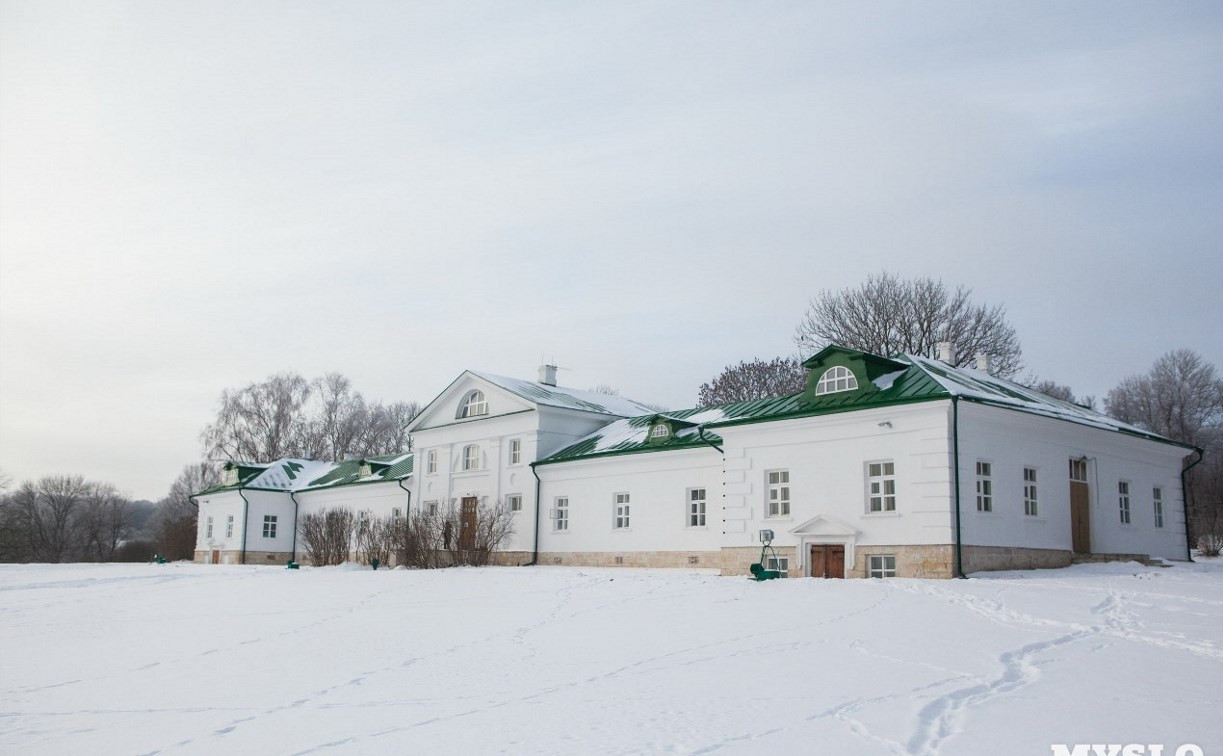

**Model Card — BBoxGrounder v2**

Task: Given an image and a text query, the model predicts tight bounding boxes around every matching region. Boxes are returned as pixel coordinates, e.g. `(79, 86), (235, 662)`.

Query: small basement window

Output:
(868, 554), (896, 578)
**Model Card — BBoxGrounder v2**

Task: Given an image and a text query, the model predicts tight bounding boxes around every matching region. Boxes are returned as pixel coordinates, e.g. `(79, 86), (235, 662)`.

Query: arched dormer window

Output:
(815, 366), (858, 395)
(462, 444), (480, 471)
(459, 390), (488, 418)
(650, 424), (670, 439)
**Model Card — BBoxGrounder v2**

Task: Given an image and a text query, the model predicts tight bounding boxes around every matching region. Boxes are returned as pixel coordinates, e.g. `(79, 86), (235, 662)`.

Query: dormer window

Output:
(459, 390), (488, 418)
(223, 466), (238, 486)
(650, 424), (670, 439)
(815, 366), (858, 395)
(359, 462), (373, 478)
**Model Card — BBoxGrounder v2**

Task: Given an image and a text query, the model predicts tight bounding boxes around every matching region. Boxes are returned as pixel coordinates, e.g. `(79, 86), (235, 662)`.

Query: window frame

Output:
(507, 494), (522, 513)
(650, 424), (670, 439)
(766, 470), (790, 517)
(866, 461), (896, 513)
(613, 492), (631, 529)
(1023, 467), (1038, 517)
(262, 515), (278, 539)
(206, 516), (214, 538)
(553, 497), (569, 532)
(868, 554), (897, 578)
(459, 390), (488, 419)
(509, 438), (522, 465)
(1118, 480), (1131, 525)
(687, 487), (707, 527)
(1153, 486), (1164, 528)
(425, 500), (439, 516)
(462, 444), (479, 471)
(225, 515), (234, 538)
(815, 365), (859, 395)
(975, 460), (993, 513)
(426, 449), (437, 475)
(765, 555), (789, 577)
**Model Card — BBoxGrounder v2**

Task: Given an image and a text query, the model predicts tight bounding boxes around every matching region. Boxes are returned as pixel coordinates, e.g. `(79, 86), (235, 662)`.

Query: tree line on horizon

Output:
(1, 273), (1218, 562)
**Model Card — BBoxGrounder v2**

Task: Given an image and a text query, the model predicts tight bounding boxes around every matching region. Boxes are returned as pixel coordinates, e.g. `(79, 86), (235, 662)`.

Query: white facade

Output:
(195, 349), (1195, 577)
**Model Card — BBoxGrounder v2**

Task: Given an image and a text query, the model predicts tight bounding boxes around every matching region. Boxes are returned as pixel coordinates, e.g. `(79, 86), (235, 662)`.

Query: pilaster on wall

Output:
(721, 447), (752, 539)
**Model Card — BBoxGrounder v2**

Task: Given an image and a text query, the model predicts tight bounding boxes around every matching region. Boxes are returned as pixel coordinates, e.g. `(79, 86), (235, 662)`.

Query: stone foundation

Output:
(961, 545), (1073, 573)
(853, 544), (956, 579)
(536, 550), (724, 569)
(193, 549), (293, 565)
(720, 546), (797, 577)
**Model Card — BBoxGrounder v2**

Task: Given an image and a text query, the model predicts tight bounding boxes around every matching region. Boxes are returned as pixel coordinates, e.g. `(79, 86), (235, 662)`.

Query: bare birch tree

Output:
(698, 357), (807, 406)
(794, 273), (1023, 378)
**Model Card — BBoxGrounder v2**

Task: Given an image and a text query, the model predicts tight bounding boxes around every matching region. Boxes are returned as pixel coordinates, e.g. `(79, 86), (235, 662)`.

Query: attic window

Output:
(459, 390), (488, 418)
(359, 462), (373, 478)
(650, 424), (670, 439)
(815, 366), (858, 395)
(223, 467), (238, 486)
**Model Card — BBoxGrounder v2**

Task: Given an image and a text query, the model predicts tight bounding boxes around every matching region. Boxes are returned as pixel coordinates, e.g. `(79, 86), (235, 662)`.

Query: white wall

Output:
(536, 448), (723, 553)
(717, 403), (955, 559)
(956, 402), (1190, 561)
(196, 489), (295, 562)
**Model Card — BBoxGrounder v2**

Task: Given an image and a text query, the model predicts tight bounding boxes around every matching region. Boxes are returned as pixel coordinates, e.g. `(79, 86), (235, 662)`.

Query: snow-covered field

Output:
(2, 561), (1221, 755)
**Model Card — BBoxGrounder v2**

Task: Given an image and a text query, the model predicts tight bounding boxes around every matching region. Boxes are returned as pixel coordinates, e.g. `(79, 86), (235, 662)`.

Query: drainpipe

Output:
(238, 487), (250, 566)
(696, 425), (724, 455)
(289, 491), (301, 563)
(952, 397), (966, 578)
(1180, 447), (1205, 562)
(397, 477), (412, 565)
(528, 463), (542, 566)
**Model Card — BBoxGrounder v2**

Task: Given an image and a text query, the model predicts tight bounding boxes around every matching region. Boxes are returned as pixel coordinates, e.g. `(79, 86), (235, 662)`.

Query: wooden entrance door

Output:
(809, 544), (845, 579)
(210, 550), (220, 564)
(1069, 459), (1091, 554)
(459, 497), (478, 551)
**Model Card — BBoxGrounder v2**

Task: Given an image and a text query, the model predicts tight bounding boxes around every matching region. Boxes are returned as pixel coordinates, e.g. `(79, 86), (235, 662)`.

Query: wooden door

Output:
(809, 545), (845, 579)
(459, 497), (478, 551)
(1069, 459), (1091, 554)
(210, 550), (220, 565)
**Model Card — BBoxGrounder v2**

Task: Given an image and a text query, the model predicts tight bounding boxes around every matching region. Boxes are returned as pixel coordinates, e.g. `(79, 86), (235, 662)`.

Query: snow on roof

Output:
(246, 459), (339, 491)
(469, 371), (660, 417)
(902, 354), (1170, 440)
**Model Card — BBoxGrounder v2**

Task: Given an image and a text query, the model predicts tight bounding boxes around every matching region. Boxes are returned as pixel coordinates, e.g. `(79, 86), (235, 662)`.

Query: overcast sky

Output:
(2, 1), (1221, 501)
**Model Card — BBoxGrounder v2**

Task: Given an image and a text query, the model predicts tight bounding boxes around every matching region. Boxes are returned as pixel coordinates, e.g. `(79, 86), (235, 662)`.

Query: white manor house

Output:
(193, 345), (1196, 578)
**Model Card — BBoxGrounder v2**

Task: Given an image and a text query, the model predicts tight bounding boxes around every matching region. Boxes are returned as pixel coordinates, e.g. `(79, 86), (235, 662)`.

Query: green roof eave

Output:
(704, 393), (950, 431)
(533, 438), (721, 467)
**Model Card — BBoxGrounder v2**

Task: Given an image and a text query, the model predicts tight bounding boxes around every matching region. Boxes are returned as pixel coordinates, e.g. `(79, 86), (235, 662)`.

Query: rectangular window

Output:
(614, 493), (630, 529)
(262, 515), (277, 539)
(509, 439), (521, 465)
(765, 556), (789, 577)
(688, 488), (707, 527)
(463, 445), (479, 471)
(867, 461), (896, 512)
(868, 554), (897, 578)
(392, 507), (402, 520)
(1023, 467), (1038, 516)
(554, 497), (569, 531)
(767, 470), (790, 517)
(1118, 481), (1131, 524)
(225, 515), (234, 538)
(1153, 487), (1164, 528)
(975, 461), (993, 512)
(426, 500), (438, 515)
(426, 450), (437, 475)
(508, 494), (522, 512)
(206, 517), (213, 538)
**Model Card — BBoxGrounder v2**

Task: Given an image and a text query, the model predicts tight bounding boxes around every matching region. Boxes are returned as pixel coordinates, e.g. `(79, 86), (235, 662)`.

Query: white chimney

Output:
(538, 364), (557, 387)
(975, 353), (990, 373)
(937, 342), (956, 365)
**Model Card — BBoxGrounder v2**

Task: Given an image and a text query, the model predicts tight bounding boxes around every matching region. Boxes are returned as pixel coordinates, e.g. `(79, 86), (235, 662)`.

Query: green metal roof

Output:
(192, 452), (413, 497)
(537, 347), (1189, 466)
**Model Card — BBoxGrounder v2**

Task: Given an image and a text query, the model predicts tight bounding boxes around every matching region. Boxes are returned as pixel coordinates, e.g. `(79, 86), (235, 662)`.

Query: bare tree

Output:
(78, 483), (132, 562)
(299, 508), (356, 566)
(154, 463), (220, 561)
(355, 514), (394, 568)
(394, 499), (514, 568)
(698, 356), (807, 406)
(794, 273), (1023, 378)
(201, 372), (419, 463)
(1106, 349), (1223, 552)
